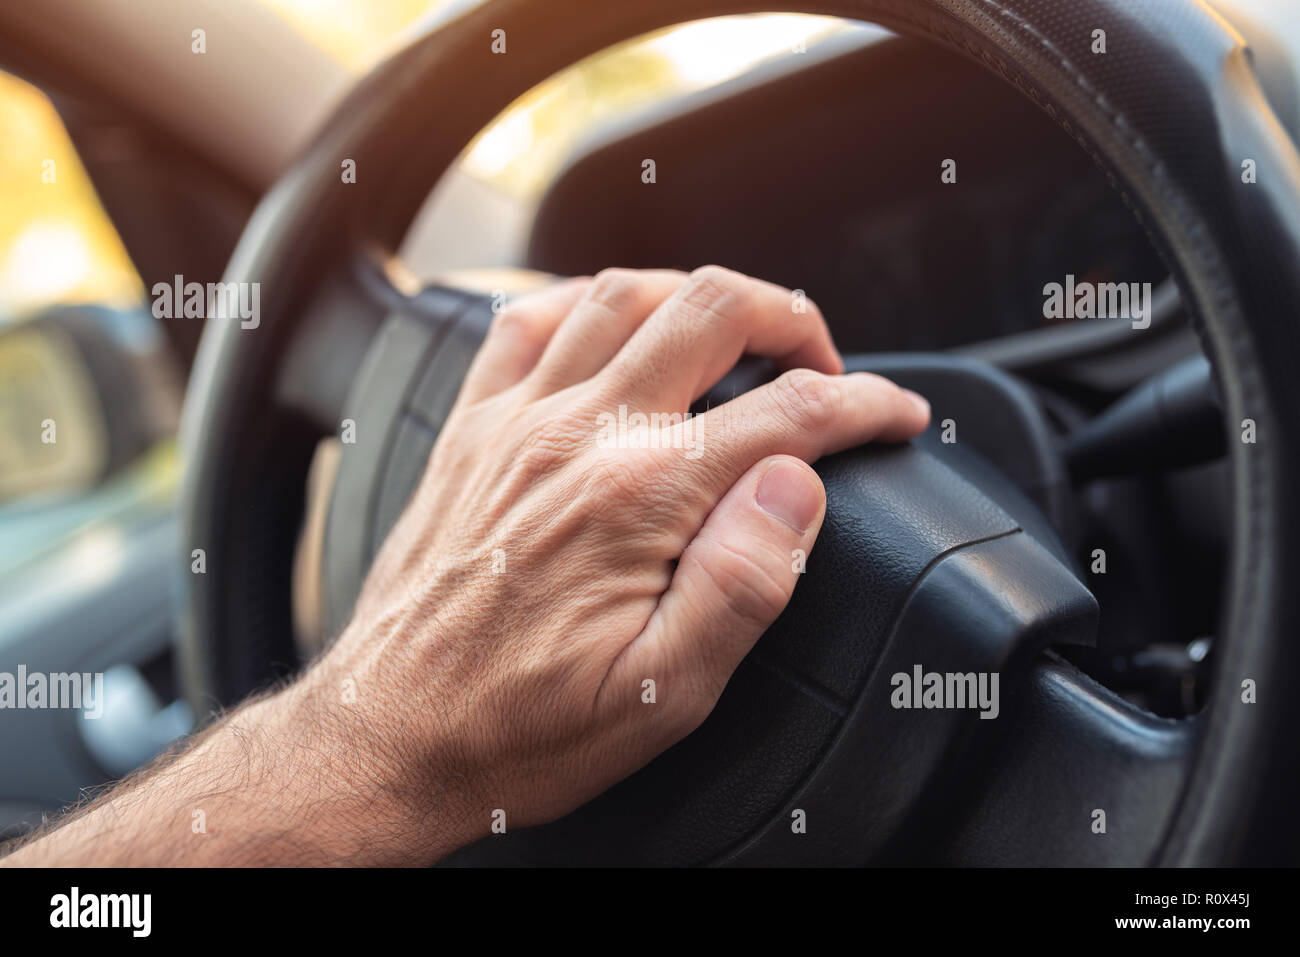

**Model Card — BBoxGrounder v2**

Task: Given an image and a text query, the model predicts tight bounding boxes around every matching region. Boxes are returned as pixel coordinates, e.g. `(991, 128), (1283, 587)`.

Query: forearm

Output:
(1, 665), (479, 867)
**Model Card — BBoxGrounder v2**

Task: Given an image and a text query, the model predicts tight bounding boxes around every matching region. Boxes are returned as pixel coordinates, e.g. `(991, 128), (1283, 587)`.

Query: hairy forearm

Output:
(0, 663), (478, 867)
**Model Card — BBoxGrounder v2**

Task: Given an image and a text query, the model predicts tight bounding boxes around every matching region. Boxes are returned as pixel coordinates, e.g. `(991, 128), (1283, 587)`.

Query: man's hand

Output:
(3, 266), (928, 866)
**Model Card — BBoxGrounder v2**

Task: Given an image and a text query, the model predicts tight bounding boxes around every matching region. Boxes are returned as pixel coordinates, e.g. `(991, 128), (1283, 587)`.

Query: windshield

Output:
(256, 0), (865, 198)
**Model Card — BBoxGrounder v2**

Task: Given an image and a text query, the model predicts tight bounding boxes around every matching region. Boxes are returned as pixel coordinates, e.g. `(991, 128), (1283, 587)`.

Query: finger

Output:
(602, 265), (842, 409)
(596, 456), (825, 725)
(670, 369), (930, 503)
(457, 277), (591, 404)
(528, 269), (688, 393)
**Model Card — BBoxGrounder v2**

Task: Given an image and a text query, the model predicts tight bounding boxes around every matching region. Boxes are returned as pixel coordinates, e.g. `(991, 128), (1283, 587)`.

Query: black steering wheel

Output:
(178, 0), (1300, 865)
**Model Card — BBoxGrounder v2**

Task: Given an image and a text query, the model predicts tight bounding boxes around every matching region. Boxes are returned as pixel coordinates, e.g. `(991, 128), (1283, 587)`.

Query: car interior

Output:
(1, 0), (1299, 868)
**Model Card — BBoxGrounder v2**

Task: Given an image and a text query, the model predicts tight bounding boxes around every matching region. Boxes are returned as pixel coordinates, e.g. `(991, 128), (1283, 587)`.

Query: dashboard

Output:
(526, 33), (1170, 354)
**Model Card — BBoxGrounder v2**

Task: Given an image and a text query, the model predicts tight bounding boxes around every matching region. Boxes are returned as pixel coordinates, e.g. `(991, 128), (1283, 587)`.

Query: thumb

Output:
(600, 455), (826, 730)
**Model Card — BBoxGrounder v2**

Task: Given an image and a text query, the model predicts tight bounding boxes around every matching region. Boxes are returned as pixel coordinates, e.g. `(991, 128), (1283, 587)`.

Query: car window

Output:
(0, 68), (179, 573)
(0, 71), (140, 314)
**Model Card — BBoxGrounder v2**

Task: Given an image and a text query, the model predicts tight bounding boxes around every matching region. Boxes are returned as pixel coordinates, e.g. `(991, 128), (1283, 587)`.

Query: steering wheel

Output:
(178, 0), (1300, 865)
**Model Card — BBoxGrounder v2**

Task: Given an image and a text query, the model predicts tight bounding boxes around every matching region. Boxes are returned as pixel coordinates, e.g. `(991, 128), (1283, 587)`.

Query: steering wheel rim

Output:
(179, 0), (1300, 865)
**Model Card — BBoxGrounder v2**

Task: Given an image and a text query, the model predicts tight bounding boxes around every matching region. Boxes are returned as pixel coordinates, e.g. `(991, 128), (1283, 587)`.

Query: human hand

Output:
(296, 266), (930, 861)
(1, 266), (928, 868)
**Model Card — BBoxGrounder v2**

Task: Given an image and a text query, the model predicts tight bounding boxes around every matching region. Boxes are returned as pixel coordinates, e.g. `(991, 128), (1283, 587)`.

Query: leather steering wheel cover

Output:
(179, 0), (1300, 864)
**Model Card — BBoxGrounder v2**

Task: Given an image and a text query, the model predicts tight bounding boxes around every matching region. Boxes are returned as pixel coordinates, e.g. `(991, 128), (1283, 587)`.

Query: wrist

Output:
(261, 661), (483, 866)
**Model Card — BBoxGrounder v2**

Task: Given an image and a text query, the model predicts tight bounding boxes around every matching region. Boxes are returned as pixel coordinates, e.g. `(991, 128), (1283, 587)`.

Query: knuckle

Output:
(586, 268), (645, 314)
(491, 301), (545, 343)
(689, 264), (740, 287)
(680, 265), (752, 328)
(773, 368), (839, 430)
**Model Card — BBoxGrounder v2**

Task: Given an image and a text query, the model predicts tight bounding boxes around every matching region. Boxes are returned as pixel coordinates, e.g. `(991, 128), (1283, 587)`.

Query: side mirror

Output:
(0, 305), (178, 504)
